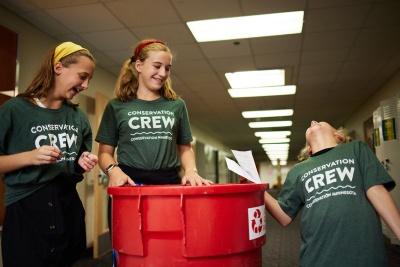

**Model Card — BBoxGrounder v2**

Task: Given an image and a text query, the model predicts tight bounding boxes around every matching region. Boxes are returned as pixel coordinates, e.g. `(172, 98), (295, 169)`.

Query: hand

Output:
(32, 145), (62, 165)
(78, 152), (98, 172)
(181, 170), (214, 186)
(107, 167), (135, 187)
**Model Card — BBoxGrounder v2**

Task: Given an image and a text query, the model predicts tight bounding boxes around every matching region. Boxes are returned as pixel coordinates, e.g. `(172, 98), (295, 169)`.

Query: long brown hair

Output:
(18, 46), (95, 107)
(115, 39), (179, 102)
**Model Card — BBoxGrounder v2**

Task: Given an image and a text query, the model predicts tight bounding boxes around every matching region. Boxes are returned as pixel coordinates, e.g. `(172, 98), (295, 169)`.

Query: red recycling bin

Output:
(107, 183), (269, 267)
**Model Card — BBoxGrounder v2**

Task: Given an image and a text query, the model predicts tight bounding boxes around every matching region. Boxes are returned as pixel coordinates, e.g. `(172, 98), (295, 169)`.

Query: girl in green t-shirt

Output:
(96, 39), (214, 187)
(96, 39), (213, 266)
(0, 42), (98, 266)
(264, 121), (400, 266)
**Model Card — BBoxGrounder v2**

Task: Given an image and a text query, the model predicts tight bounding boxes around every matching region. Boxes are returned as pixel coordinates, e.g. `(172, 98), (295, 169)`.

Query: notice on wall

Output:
(382, 118), (397, 141)
(372, 128), (380, 147)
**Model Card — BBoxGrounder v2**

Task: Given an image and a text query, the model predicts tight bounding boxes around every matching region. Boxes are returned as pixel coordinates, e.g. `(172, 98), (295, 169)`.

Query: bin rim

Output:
(107, 183), (269, 196)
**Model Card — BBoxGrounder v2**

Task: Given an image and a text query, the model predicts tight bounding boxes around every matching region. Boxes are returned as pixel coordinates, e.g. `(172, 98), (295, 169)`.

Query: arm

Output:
(98, 142), (134, 187)
(0, 145), (62, 174)
(264, 191), (293, 227)
(177, 143), (213, 186)
(366, 184), (400, 239)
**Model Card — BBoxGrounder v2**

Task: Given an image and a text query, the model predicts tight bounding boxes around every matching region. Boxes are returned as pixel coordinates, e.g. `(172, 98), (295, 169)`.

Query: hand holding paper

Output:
(225, 150), (261, 184)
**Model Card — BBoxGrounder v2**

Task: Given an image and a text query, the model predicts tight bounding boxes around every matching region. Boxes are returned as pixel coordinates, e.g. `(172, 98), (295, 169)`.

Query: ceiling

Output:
(1, 0), (400, 163)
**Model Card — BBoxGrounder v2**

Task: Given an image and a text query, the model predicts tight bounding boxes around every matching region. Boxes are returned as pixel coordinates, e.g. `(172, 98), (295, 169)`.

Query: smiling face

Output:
(53, 56), (95, 100)
(135, 51), (172, 98)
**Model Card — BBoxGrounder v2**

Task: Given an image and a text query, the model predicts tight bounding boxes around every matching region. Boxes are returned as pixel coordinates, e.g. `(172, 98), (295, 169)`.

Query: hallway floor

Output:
(74, 189), (400, 267)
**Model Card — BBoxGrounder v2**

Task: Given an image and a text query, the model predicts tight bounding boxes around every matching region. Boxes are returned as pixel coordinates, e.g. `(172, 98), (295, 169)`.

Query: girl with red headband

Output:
(0, 42), (98, 266)
(96, 39), (213, 264)
(97, 38), (213, 187)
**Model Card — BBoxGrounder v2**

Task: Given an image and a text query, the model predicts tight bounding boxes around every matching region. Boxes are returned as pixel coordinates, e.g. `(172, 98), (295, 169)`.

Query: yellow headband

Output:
(53, 41), (89, 64)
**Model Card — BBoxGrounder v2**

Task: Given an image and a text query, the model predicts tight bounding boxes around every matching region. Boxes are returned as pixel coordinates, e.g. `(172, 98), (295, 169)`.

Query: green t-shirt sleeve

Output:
(358, 141), (395, 192)
(95, 101), (118, 147)
(176, 99), (193, 145)
(278, 165), (305, 220)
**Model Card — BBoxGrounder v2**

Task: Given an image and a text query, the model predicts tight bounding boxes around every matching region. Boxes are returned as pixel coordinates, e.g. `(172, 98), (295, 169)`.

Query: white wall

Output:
(344, 69), (400, 138)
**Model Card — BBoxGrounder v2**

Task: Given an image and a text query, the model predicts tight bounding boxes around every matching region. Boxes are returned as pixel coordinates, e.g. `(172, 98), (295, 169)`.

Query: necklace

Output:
(33, 98), (46, 108)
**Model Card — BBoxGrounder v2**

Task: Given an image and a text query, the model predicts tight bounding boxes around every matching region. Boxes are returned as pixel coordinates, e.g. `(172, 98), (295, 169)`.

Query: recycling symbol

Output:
(251, 208), (263, 234)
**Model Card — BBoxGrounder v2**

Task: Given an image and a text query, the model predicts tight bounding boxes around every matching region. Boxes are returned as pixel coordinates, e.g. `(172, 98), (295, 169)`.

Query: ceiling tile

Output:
(171, 0), (241, 21)
(305, 5), (370, 32)
(79, 29), (138, 51)
(46, 4), (124, 32)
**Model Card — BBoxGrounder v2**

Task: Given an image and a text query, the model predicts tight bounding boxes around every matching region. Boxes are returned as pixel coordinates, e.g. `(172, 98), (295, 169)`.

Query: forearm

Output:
(98, 143), (117, 173)
(177, 144), (197, 172)
(264, 191), (292, 227)
(0, 151), (34, 173)
(98, 153), (117, 173)
(367, 185), (400, 239)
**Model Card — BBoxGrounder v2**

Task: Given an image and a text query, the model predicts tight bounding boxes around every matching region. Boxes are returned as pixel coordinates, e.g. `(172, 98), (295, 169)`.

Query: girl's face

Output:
(136, 51), (171, 94)
(54, 56), (95, 100)
(306, 121), (334, 138)
(305, 120), (339, 144)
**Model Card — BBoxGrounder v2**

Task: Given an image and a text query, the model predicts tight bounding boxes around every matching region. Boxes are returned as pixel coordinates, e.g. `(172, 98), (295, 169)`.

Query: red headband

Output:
(133, 40), (165, 61)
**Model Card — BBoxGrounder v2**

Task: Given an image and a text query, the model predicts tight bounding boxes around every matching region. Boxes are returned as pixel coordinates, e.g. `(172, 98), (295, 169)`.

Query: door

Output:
(0, 24), (18, 226)
(93, 92), (112, 258)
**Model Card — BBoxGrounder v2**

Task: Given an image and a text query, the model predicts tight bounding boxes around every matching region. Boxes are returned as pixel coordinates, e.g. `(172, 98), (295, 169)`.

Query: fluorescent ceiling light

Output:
(271, 160), (287, 166)
(226, 69), (285, 88)
(266, 151), (288, 157)
(243, 109), (293, 118)
(187, 11), (304, 42)
(255, 131), (291, 138)
(262, 144), (289, 150)
(249, 121), (292, 128)
(266, 151), (289, 156)
(259, 138), (290, 144)
(228, 85), (296, 98)
(268, 154), (289, 160)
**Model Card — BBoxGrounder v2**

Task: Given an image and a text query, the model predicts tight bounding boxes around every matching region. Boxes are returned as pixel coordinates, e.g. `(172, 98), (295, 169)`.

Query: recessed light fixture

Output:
(267, 154), (289, 161)
(271, 160), (287, 166)
(187, 11), (304, 42)
(262, 144), (290, 150)
(255, 131), (291, 138)
(259, 138), (290, 144)
(228, 85), (296, 98)
(243, 109), (293, 118)
(249, 121), (292, 128)
(226, 69), (285, 88)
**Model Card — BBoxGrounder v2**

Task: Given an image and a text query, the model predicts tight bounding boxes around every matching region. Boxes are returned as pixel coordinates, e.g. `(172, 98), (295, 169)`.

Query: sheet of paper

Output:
(232, 150), (261, 183)
(225, 150), (262, 184)
(225, 157), (251, 178)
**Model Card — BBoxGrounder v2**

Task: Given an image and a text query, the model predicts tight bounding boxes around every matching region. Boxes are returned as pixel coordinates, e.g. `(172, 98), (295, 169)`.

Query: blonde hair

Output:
(115, 39), (179, 102)
(18, 45), (95, 107)
(297, 127), (353, 162)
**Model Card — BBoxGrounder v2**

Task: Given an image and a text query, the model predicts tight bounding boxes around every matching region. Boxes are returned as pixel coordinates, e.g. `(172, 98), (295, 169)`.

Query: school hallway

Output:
(73, 189), (400, 267)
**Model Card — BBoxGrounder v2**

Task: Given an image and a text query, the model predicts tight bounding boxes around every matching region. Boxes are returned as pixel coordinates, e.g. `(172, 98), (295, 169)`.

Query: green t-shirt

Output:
(0, 97), (93, 206)
(95, 97), (193, 170)
(278, 141), (395, 267)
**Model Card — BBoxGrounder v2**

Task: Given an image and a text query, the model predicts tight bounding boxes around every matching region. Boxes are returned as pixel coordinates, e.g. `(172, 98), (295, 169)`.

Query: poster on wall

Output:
(372, 128), (380, 147)
(382, 118), (396, 141)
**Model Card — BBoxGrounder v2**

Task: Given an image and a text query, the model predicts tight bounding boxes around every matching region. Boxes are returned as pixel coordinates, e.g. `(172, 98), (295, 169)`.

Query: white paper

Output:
(225, 150), (262, 184)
